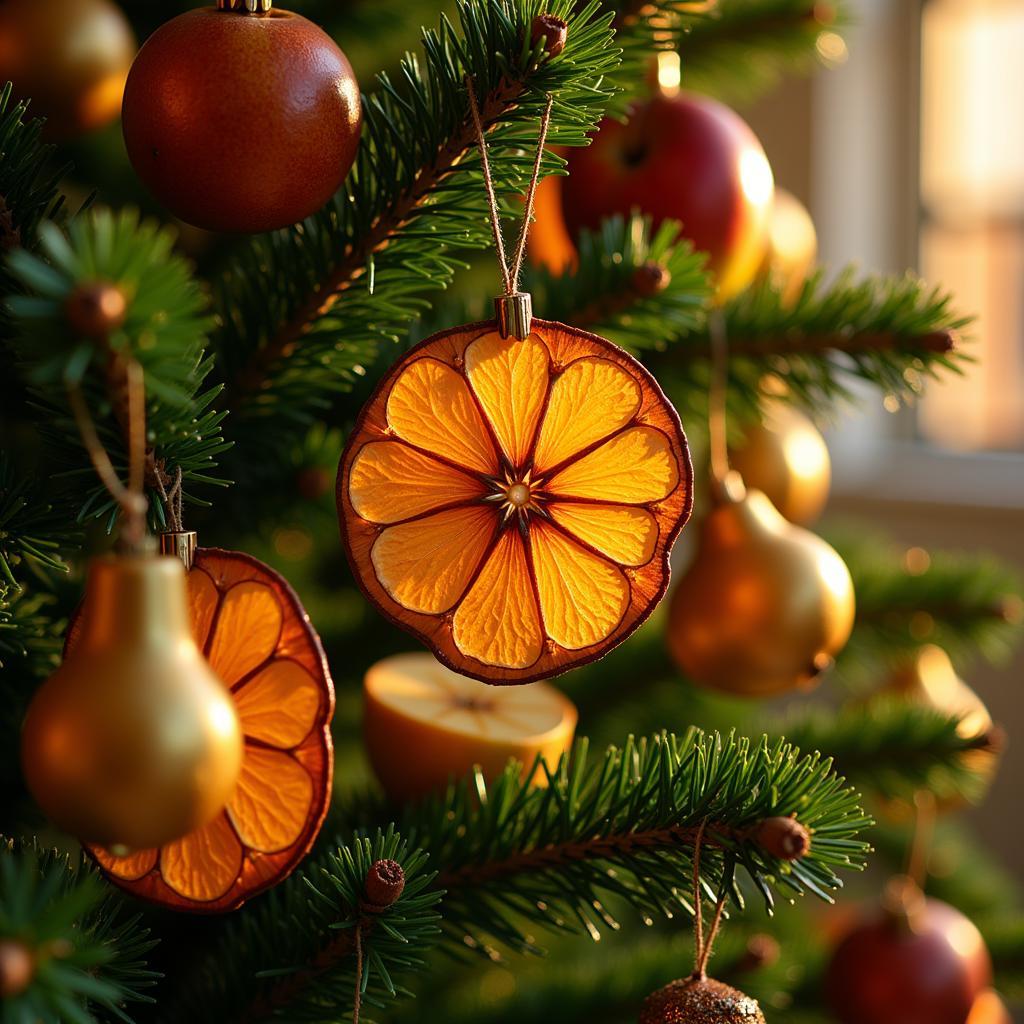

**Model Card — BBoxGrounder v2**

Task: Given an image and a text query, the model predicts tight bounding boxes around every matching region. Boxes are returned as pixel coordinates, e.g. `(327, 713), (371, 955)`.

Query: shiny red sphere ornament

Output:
(825, 881), (992, 1024)
(122, 2), (361, 233)
(563, 93), (773, 300)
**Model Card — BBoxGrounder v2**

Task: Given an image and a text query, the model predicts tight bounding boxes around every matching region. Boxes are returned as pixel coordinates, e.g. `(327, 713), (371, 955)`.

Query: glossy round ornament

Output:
(0, 0), (136, 139)
(364, 652), (577, 802)
(21, 553), (244, 851)
(121, 2), (361, 232)
(338, 317), (692, 684)
(667, 473), (854, 697)
(68, 542), (335, 912)
(639, 975), (766, 1024)
(563, 93), (774, 300)
(825, 880), (992, 1024)
(761, 187), (817, 305)
(968, 991), (1013, 1024)
(729, 402), (831, 526)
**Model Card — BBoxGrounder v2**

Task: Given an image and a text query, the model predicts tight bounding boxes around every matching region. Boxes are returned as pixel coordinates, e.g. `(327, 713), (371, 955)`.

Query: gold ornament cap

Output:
(217, 0), (272, 11)
(160, 530), (198, 570)
(21, 553), (243, 850)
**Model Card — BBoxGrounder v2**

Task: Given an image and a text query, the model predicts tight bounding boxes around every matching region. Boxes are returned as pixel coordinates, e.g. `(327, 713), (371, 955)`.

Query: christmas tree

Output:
(1, 1), (1022, 1021)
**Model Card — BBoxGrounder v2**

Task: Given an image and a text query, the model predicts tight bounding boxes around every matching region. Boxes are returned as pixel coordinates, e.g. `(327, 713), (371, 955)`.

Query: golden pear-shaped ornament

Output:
(880, 644), (1001, 811)
(729, 402), (831, 526)
(21, 551), (244, 850)
(667, 473), (855, 697)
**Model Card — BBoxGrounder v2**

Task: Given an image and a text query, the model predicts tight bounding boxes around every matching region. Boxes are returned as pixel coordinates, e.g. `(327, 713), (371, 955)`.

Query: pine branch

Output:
(775, 700), (1000, 807)
(672, 0), (851, 103)
(0, 838), (159, 1024)
(389, 731), (870, 957)
(213, 0), (620, 446)
(5, 208), (231, 526)
(831, 532), (1024, 676)
(155, 829), (442, 1024)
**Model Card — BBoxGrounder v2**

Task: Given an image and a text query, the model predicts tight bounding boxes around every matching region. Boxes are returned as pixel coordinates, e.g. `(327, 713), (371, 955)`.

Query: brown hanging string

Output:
(905, 788), (937, 889)
(707, 308), (732, 495)
(155, 465), (185, 532)
(65, 356), (148, 551)
(465, 76), (553, 297)
(691, 819), (727, 980)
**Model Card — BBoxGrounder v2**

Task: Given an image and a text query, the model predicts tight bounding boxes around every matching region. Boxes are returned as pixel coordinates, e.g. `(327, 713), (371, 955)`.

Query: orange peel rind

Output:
(338, 318), (692, 684)
(68, 548), (335, 913)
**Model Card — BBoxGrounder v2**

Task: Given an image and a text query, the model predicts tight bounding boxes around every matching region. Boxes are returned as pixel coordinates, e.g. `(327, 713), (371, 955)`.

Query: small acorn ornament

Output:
(122, 0), (361, 232)
(640, 976), (765, 1024)
(667, 472), (854, 697)
(21, 549), (244, 850)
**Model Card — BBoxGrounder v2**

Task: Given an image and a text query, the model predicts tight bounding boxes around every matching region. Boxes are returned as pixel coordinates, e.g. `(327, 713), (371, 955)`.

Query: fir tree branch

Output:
(830, 532), (1024, 676)
(775, 700), (1000, 807)
(0, 839), (159, 1024)
(214, 0), (620, 442)
(392, 731), (870, 956)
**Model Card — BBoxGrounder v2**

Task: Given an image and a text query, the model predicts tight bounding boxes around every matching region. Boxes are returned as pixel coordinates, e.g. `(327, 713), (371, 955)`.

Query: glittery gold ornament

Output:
(639, 975), (766, 1024)
(667, 473), (854, 697)
(729, 402), (831, 526)
(21, 552), (243, 850)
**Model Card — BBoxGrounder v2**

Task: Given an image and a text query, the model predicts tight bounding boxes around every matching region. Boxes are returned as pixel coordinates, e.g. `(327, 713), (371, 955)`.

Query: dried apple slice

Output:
(339, 318), (692, 683)
(72, 548), (334, 912)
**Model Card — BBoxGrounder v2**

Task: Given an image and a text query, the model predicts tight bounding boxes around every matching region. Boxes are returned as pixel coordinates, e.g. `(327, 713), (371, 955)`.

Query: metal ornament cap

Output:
(494, 292), (533, 340)
(159, 530), (198, 570)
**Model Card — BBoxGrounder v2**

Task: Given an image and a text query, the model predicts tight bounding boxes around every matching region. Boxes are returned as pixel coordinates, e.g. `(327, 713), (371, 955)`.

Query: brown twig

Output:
(226, 78), (530, 407)
(721, 329), (957, 358)
(435, 823), (737, 889)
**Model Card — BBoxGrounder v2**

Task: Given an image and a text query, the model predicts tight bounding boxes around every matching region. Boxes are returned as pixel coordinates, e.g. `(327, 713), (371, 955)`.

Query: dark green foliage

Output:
(0, 839), (159, 1024)
(6, 208), (230, 526)
(831, 531), (1024, 676)
(156, 828), (442, 1024)
(387, 731), (870, 956)
(776, 699), (996, 807)
(525, 215), (713, 350)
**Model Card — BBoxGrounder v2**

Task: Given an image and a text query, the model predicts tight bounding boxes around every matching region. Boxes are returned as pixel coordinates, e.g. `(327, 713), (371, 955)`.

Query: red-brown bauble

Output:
(825, 894), (992, 1024)
(562, 93), (773, 300)
(122, 6), (361, 233)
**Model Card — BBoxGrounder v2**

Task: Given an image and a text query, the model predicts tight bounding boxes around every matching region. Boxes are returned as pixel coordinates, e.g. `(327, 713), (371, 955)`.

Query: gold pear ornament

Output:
(729, 402), (831, 526)
(667, 472), (855, 697)
(21, 550), (244, 850)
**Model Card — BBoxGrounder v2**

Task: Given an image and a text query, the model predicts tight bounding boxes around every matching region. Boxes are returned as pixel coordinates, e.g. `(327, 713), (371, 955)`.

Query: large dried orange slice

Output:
(364, 651), (578, 802)
(68, 548), (334, 912)
(338, 319), (692, 684)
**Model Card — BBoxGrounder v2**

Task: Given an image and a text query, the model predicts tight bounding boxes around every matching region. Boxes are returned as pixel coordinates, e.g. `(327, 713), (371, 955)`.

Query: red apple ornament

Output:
(122, 3), (361, 233)
(825, 878), (992, 1024)
(563, 93), (773, 300)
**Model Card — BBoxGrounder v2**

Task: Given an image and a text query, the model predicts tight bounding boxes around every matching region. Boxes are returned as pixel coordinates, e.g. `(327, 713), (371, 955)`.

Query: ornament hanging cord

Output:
(691, 819), (728, 980)
(707, 309), (732, 495)
(465, 76), (553, 337)
(65, 358), (148, 551)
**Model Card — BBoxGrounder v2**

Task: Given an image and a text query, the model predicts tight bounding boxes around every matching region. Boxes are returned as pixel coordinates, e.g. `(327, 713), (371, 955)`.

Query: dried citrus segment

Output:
(386, 357), (498, 474)
(234, 659), (321, 747)
(548, 503), (659, 567)
(80, 548), (334, 912)
(339, 319), (692, 683)
(161, 813), (243, 902)
(465, 331), (549, 466)
(530, 521), (630, 650)
(364, 652), (578, 801)
(452, 529), (543, 670)
(545, 425), (679, 503)
(207, 581), (282, 684)
(93, 847), (157, 881)
(371, 506), (496, 615)
(533, 357), (642, 472)
(227, 746), (313, 853)
(349, 441), (486, 524)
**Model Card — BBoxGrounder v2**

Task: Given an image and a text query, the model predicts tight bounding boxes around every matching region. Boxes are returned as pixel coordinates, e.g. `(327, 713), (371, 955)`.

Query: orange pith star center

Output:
(344, 327), (688, 677)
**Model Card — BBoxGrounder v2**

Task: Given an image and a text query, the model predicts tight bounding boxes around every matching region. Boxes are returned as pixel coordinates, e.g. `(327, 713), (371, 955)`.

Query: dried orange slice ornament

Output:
(67, 542), (335, 912)
(338, 315), (693, 684)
